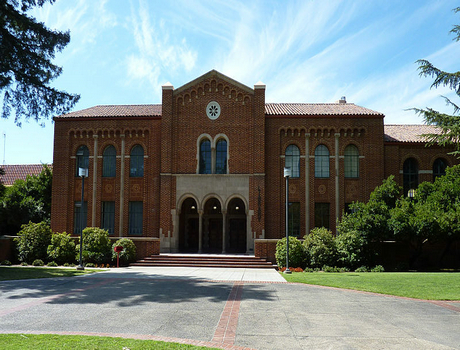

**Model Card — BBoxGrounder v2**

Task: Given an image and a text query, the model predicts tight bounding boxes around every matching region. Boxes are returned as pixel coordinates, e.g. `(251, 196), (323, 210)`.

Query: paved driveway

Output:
(0, 267), (459, 349)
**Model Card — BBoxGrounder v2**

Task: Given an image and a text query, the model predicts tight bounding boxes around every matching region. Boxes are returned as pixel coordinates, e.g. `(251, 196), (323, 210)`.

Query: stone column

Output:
(222, 209), (227, 254)
(91, 135), (98, 227)
(198, 209), (203, 253)
(119, 134), (125, 236)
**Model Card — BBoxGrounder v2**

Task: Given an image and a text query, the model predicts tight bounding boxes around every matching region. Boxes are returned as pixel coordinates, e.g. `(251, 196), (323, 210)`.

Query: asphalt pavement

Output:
(0, 266), (459, 350)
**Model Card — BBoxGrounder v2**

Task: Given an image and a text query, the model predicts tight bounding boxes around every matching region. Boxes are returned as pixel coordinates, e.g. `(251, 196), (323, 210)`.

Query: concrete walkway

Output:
(0, 267), (459, 350)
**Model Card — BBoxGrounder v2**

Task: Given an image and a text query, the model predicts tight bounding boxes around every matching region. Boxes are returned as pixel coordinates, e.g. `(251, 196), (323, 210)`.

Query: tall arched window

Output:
(102, 145), (116, 177)
(130, 145), (144, 177)
(403, 158), (418, 196)
(285, 145), (300, 178)
(433, 158), (447, 181)
(315, 145), (330, 178)
(199, 139), (211, 174)
(215, 139), (227, 174)
(344, 144), (359, 178)
(75, 145), (89, 177)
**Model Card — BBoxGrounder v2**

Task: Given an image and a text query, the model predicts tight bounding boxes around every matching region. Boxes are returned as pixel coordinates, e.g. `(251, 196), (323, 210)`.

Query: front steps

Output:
(130, 253), (275, 269)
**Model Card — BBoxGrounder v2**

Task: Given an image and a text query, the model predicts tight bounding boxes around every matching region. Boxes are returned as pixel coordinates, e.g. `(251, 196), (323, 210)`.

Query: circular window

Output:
(206, 101), (221, 120)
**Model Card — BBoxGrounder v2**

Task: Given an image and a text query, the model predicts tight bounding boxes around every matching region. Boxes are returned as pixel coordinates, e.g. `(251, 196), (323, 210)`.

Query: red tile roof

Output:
(265, 103), (384, 116)
(0, 164), (52, 186)
(55, 104), (162, 119)
(384, 125), (442, 142)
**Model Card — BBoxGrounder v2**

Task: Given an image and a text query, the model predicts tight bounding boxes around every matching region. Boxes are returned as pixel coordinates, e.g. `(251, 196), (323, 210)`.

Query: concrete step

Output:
(130, 254), (275, 269)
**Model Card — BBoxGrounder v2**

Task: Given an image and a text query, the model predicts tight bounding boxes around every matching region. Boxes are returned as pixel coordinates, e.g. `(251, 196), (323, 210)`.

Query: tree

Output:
(0, 164), (52, 234)
(414, 7), (460, 156)
(1, 0), (80, 126)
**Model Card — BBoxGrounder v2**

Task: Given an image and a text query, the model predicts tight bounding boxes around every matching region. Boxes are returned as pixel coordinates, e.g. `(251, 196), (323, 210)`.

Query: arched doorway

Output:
(203, 198), (223, 253)
(227, 198), (246, 253)
(179, 198), (199, 252)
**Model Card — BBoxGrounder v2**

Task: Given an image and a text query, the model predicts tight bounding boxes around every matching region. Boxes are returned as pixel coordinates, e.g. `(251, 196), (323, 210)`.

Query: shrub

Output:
(47, 261), (58, 267)
(355, 266), (369, 272)
(1, 260), (12, 266)
(85, 262), (95, 267)
(20, 262), (28, 266)
(47, 232), (76, 265)
(15, 221), (52, 263)
(32, 259), (44, 266)
(371, 265), (385, 272)
(303, 227), (337, 268)
(111, 238), (137, 266)
(275, 236), (306, 269)
(76, 227), (111, 265)
(336, 229), (367, 270)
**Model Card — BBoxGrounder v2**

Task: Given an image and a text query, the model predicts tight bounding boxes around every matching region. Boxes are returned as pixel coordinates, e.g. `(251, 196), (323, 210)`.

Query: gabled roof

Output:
(384, 125), (441, 143)
(265, 103), (384, 116)
(55, 104), (162, 119)
(0, 164), (51, 186)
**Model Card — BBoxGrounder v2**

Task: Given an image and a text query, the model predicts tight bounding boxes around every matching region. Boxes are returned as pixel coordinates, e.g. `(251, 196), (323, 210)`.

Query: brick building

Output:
(51, 70), (458, 258)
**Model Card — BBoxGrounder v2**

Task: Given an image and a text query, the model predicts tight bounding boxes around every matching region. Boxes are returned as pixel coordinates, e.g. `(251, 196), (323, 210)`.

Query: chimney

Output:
(337, 96), (346, 104)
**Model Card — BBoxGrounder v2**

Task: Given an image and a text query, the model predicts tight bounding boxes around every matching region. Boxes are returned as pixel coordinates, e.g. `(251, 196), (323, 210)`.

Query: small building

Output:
(50, 70), (458, 258)
(0, 164), (51, 186)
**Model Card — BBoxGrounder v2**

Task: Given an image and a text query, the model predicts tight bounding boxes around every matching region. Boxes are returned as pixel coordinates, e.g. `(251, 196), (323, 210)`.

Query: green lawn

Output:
(0, 334), (219, 350)
(282, 272), (460, 300)
(0, 266), (97, 281)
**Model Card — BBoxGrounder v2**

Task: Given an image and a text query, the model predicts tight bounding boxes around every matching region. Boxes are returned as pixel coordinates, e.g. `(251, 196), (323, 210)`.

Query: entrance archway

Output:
(203, 198), (222, 253)
(179, 198), (199, 252)
(227, 198), (246, 253)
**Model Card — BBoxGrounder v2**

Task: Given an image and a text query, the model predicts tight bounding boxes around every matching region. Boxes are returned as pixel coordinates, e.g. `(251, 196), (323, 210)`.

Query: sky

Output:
(1, 0), (460, 165)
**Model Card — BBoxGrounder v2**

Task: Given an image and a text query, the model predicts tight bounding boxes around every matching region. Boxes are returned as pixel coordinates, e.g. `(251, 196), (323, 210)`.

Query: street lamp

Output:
(408, 189), (416, 199)
(284, 167), (292, 274)
(77, 167), (88, 270)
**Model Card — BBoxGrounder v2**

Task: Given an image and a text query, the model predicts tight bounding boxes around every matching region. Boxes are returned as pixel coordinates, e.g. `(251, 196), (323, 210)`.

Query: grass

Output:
(0, 266), (97, 281)
(281, 271), (460, 300)
(0, 334), (219, 350)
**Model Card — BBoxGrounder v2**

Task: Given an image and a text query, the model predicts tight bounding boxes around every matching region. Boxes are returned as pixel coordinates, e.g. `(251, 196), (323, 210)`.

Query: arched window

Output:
(315, 145), (330, 178)
(102, 145), (116, 177)
(75, 145), (89, 177)
(433, 158), (447, 181)
(403, 158), (418, 196)
(215, 139), (227, 174)
(130, 145), (144, 177)
(199, 139), (211, 174)
(344, 144), (359, 178)
(285, 145), (300, 178)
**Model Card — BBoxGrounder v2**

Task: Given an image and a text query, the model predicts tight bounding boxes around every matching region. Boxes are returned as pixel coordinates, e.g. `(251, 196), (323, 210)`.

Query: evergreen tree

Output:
(0, 0), (79, 126)
(414, 7), (460, 156)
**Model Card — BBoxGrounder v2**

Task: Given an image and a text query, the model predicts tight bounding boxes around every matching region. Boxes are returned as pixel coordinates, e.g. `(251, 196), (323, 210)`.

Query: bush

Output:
(336, 229), (367, 270)
(303, 227), (337, 268)
(85, 263), (95, 267)
(15, 221), (52, 263)
(20, 262), (28, 266)
(47, 261), (58, 267)
(76, 227), (111, 265)
(275, 236), (306, 269)
(355, 266), (369, 272)
(1, 260), (12, 266)
(371, 265), (385, 272)
(112, 238), (137, 266)
(47, 232), (76, 265)
(32, 259), (44, 266)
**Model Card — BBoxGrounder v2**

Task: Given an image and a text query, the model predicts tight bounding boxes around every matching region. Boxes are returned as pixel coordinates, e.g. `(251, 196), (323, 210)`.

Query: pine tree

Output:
(414, 7), (460, 156)
(0, 0), (79, 126)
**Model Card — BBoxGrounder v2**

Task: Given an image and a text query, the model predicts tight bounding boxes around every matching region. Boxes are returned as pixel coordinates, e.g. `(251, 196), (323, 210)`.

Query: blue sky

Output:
(1, 0), (459, 165)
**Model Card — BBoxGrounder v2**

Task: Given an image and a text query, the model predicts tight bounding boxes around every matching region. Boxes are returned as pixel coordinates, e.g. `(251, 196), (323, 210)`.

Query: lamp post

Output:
(77, 167), (88, 270)
(284, 167), (291, 274)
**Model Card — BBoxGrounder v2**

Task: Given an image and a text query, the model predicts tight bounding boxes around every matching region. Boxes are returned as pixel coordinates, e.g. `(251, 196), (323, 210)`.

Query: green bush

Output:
(0, 260), (12, 266)
(14, 221), (52, 263)
(275, 236), (306, 268)
(76, 227), (111, 264)
(303, 227), (337, 268)
(112, 238), (137, 266)
(336, 229), (367, 269)
(355, 266), (369, 272)
(32, 259), (44, 266)
(371, 265), (385, 272)
(47, 232), (76, 265)
(85, 263), (95, 267)
(20, 262), (28, 266)
(47, 261), (58, 267)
